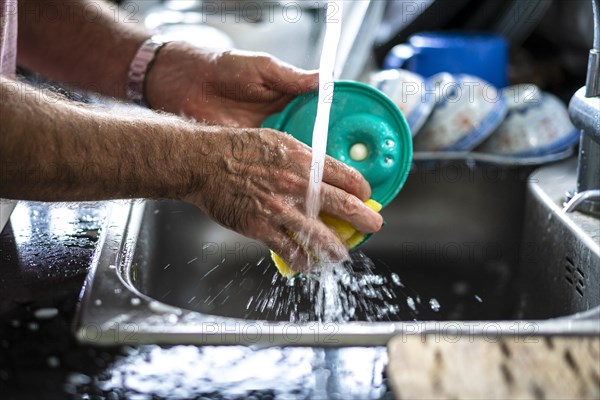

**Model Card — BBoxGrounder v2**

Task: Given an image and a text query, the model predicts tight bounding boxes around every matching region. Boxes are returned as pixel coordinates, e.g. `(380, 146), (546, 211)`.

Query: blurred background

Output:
(109, 0), (594, 104)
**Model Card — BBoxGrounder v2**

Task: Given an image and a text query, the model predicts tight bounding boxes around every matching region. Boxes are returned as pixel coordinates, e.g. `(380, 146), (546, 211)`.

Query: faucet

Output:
(565, 0), (600, 216)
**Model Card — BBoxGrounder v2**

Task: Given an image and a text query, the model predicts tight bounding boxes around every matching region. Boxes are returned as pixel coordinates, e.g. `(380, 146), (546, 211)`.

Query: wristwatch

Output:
(127, 35), (170, 107)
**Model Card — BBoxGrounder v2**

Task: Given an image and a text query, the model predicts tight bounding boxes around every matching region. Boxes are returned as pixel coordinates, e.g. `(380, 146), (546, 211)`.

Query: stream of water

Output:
(305, 0), (343, 219)
(301, 1), (354, 322)
(297, 1), (443, 323)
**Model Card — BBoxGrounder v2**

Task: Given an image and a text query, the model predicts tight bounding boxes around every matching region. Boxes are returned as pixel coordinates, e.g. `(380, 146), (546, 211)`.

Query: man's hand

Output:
(17, 1), (316, 128)
(12, 0), (380, 273)
(145, 43), (318, 127)
(1, 78), (381, 274)
(184, 127), (383, 273)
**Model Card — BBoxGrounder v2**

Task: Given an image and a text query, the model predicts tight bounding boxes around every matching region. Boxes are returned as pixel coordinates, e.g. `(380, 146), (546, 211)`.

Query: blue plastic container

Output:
(383, 32), (508, 89)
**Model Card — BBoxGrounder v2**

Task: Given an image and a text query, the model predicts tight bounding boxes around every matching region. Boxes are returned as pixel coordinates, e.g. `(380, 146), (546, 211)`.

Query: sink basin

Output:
(74, 159), (600, 346)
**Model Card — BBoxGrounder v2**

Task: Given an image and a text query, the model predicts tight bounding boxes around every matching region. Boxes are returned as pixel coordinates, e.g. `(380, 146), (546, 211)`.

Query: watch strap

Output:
(127, 36), (170, 106)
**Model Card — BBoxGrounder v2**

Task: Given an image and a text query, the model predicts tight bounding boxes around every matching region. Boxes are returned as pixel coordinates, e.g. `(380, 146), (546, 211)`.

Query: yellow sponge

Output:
(271, 199), (382, 277)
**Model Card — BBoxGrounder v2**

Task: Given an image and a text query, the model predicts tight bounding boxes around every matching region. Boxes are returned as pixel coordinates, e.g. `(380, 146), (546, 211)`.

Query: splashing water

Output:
(244, 252), (422, 323)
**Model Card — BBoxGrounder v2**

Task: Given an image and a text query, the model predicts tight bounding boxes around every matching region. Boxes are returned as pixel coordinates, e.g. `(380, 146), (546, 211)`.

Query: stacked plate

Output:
(369, 71), (579, 164)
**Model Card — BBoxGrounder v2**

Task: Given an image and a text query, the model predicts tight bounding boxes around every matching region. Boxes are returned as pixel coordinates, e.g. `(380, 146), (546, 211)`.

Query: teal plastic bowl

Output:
(262, 81), (413, 208)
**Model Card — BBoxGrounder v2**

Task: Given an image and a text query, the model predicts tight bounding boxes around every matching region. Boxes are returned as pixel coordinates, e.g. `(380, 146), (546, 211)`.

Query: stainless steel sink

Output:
(74, 159), (600, 346)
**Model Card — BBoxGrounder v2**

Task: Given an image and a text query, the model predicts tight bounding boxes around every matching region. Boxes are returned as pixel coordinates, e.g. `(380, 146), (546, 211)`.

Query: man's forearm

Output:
(0, 77), (205, 201)
(17, 0), (149, 100)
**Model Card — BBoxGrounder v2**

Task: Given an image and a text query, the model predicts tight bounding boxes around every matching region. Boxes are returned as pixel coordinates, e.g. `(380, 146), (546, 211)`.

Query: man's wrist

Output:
(127, 35), (171, 107)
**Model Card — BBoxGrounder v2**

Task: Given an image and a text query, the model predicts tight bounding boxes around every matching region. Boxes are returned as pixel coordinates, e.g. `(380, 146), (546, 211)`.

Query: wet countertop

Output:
(0, 201), (393, 400)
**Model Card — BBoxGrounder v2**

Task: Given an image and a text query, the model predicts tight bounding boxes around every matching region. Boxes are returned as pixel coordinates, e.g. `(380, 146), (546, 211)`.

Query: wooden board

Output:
(387, 335), (600, 399)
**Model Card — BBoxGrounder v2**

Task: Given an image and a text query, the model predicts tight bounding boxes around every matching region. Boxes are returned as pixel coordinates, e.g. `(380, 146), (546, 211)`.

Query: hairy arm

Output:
(16, 0), (318, 126)
(1, 77), (382, 272)
(0, 76), (202, 200)
(17, 0), (148, 100)
(10, 0), (381, 273)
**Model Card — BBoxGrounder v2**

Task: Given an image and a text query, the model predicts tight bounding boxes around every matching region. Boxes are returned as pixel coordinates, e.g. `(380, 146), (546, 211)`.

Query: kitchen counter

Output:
(0, 202), (393, 400)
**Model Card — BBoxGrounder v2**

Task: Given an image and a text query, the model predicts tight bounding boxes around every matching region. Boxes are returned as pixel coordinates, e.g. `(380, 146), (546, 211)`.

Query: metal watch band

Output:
(127, 36), (170, 107)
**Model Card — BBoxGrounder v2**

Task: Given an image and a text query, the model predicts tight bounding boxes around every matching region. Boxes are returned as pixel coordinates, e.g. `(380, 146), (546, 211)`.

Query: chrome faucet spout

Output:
(593, 0), (599, 50)
(587, 0), (600, 96)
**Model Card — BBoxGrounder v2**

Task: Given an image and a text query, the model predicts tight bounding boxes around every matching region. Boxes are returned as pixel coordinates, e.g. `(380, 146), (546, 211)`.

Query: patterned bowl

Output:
(369, 69), (436, 135)
(477, 84), (579, 156)
(413, 73), (508, 152)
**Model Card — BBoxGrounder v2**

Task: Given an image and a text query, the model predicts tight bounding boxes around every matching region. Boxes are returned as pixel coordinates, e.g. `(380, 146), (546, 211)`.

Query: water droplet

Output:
(67, 372), (91, 385)
(34, 308), (59, 320)
(406, 297), (416, 311)
(148, 301), (181, 315)
(94, 299), (102, 306)
(390, 273), (403, 287)
(474, 294), (483, 303)
(384, 156), (394, 166)
(28, 322), (39, 331)
(47, 356), (60, 368)
(130, 298), (141, 306)
(429, 298), (441, 312)
(453, 281), (469, 296)
(384, 139), (395, 147)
